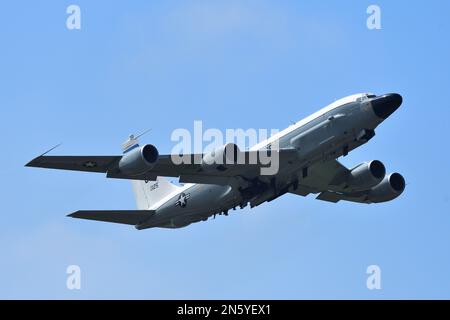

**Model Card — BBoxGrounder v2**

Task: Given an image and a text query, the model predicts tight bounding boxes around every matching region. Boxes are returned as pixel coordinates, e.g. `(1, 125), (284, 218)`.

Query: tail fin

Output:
(122, 135), (179, 210)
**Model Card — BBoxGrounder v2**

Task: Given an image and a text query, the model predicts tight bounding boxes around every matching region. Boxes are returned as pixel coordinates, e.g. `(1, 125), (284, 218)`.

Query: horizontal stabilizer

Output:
(68, 210), (155, 225)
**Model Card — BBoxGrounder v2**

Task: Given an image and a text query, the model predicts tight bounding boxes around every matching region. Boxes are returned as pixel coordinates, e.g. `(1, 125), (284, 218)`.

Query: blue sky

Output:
(1, 0), (450, 299)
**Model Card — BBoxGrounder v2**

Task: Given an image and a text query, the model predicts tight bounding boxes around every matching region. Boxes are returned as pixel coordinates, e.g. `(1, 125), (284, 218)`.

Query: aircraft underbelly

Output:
(140, 184), (240, 228)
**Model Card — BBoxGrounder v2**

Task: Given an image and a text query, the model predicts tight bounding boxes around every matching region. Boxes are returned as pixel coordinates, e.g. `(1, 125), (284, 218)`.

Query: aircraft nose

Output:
(370, 93), (403, 119)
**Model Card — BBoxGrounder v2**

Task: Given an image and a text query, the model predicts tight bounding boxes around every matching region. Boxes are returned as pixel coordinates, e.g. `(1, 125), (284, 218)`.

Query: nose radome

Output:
(371, 93), (403, 119)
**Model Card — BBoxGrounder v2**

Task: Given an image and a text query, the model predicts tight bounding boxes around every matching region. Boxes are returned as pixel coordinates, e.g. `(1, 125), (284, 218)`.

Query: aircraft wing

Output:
(26, 149), (299, 185)
(288, 159), (352, 198)
(288, 159), (388, 204)
(26, 155), (122, 173)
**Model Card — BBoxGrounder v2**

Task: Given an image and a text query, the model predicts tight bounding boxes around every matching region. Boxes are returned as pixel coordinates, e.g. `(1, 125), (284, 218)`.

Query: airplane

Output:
(26, 92), (405, 230)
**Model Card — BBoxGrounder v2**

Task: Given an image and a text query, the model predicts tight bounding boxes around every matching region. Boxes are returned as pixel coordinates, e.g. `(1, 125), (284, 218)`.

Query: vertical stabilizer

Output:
(122, 135), (179, 210)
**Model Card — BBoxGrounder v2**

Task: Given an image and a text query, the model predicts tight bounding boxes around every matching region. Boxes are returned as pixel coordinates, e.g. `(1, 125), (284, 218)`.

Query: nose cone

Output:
(370, 93), (403, 119)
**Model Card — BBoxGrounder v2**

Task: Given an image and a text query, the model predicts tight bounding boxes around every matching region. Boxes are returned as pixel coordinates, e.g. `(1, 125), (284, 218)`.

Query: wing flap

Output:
(315, 191), (371, 204)
(68, 210), (155, 225)
(316, 191), (342, 203)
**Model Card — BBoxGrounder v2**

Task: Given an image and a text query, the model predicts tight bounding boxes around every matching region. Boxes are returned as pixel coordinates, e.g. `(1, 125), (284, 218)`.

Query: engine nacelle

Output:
(367, 173), (406, 203)
(118, 144), (159, 175)
(346, 160), (386, 191)
(202, 143), (241, 170)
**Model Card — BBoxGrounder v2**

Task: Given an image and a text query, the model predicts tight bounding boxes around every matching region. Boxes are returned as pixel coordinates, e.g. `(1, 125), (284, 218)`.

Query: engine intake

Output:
(119, 144), (159, 175)
(345, 160), (386, 191)
(367, 173), (405, 203)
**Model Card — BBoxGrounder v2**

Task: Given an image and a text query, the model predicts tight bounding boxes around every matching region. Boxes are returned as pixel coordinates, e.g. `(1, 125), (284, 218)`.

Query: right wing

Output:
(288, 159), (383, 204)
(289, 159), (357, 201)
(289, 159), (350, 196)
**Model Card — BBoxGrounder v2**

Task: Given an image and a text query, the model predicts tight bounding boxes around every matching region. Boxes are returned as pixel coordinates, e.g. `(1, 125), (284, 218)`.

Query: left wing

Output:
(26, 155), (121, 173)
(26, 149), (298, 185)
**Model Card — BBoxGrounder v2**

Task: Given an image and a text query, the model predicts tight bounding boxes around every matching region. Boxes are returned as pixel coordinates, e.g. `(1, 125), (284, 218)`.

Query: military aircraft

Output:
(26, 93), (405, 229)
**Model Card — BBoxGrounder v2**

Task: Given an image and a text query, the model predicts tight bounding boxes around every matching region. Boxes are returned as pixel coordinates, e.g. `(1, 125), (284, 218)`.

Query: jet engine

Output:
(201, 143), (241, 170)
(366, 172), (405, 203)
(118, 144), (159, 175)
(345, 160), (386, 191)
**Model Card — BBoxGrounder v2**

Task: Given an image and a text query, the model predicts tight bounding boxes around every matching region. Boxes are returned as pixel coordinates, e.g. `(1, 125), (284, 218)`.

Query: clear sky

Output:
(1, 0), (450, 299)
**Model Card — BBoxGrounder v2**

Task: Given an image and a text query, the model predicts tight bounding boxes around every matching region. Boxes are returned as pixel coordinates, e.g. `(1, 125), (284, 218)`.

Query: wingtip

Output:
(67, 211), (78, 218)
(25, 143), (62, 168)
(25, 156), (41, 168)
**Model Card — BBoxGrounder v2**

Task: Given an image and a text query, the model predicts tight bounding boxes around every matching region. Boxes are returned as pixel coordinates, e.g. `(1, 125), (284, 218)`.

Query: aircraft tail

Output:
(122, 135), (180, 210)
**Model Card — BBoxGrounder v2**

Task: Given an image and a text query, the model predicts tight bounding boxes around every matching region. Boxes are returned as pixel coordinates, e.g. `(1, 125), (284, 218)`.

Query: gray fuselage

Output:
(138, 93), (396, 229)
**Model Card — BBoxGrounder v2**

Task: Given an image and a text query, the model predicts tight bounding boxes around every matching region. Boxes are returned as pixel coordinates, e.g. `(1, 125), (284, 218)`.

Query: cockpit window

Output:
(357, 94), (377, 102)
